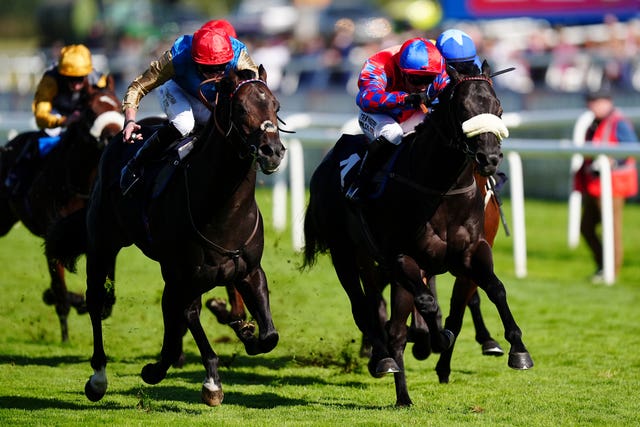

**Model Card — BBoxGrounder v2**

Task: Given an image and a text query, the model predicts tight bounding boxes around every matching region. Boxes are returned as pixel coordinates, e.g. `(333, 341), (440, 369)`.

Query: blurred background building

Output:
(0, 0), (639, 199)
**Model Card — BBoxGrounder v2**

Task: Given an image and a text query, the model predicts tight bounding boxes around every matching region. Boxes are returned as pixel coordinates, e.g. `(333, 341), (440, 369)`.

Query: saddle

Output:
(336, 134), (405, 201)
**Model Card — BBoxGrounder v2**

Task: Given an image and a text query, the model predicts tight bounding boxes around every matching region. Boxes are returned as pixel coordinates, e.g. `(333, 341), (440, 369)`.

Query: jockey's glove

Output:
(405, 92), (430, 108)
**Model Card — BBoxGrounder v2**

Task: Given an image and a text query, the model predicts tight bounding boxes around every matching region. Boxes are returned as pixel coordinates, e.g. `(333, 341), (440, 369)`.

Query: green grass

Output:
(1, 191), (639, 426)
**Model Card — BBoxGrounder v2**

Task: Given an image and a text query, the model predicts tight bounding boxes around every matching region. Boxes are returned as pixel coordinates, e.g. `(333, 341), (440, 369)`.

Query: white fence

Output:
(274, 109), (640, 286)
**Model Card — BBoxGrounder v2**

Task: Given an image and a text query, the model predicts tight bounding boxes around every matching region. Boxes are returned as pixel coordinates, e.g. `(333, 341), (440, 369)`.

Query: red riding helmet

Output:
(201, 19), (237, 39)
(397, 38), (444, 76)
(191, 28), (234, 65)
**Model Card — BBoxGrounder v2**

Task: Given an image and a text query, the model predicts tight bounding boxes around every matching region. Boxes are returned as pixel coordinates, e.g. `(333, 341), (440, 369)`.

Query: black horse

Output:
(73, 66), (284, 406)
(303, 62), (533, 406)
(0, 77), (123, 342)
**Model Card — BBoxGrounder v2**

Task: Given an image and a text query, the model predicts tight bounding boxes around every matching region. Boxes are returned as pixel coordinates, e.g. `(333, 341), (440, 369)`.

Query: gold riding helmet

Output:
(58, 44), (93, 77)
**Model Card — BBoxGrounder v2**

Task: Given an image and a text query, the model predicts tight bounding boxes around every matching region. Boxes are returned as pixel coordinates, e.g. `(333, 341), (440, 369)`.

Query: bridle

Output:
(199, 77), (283, 161)
(442, 74), (497, 158)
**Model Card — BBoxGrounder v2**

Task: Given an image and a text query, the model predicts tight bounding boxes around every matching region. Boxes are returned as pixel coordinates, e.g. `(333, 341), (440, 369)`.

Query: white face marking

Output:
(260, 120), (277, 133)
(98, 95), (119, 108)
(259, 92), (267, 101)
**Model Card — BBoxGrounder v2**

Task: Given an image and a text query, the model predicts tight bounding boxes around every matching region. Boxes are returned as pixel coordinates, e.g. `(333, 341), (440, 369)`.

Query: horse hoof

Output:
(438, 374), (450, 384)
(508, 352), (534, 370)
(205, 298), (229, 324)
(481, 340), (505, 356)
(411, 342), (431, 361)
(141, 363), (167, 385)
(201, 386), (224, 406)
(42, 289), (55, 305)
(85, 379), (106, 402)
(371, 357), (401, 378)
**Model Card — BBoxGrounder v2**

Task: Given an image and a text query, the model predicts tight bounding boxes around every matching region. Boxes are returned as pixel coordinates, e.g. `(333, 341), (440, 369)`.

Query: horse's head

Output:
(215, 66), (285, 174)
(446, 61), (508, 176)
(84, 75), (124, 146)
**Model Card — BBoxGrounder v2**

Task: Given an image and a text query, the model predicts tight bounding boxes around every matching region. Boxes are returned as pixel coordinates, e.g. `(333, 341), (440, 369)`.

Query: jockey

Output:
(33, 44), (108, 134)
(4, 44), (107, 195)
(346, 37), (448, 201)
(120, 24), (258, 195)
(436, 29), (483, 75)
(201, 19), (237, 38)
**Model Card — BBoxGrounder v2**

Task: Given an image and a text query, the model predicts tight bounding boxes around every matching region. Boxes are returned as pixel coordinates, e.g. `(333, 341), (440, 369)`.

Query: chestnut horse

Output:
(77, 67), (284, 406)
(303, 62), (532, 406)
(0, 76), (123, 342)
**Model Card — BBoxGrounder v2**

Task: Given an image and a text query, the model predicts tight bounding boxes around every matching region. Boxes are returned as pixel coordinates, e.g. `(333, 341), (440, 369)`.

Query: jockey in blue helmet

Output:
(436, 29), (483, 75)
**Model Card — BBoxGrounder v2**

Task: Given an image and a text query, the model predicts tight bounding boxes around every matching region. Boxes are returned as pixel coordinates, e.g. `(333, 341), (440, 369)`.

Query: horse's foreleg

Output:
(234, 267), (279, 355)
(396, 255), (453, 354)
(205, 284), (246, 324)
(471, 241), (533, 370)
(388, 283), (414, 406)
(141, 283), (186, 385)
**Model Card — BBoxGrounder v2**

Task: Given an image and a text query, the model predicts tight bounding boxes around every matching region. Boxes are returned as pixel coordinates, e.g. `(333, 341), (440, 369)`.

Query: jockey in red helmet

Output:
(120, 26), (258, 195)
(200, 19), (237, 38)
(346, 37), (448, 200)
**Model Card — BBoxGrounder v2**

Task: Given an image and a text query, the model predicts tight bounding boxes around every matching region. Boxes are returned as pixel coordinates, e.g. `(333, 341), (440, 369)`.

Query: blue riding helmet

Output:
(436, 29), (482, 69)
(398, 38), (444, 76)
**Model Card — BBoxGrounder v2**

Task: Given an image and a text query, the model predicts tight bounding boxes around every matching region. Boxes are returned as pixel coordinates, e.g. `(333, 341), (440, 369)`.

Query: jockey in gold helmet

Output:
(32, 44), (107, 134)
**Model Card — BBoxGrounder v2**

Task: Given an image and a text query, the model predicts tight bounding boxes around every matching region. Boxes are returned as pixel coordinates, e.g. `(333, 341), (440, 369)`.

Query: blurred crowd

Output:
(1, 12), (639, 112)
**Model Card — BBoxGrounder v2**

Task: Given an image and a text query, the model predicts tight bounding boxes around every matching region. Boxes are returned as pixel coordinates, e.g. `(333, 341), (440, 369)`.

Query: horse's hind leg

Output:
(387, 283), (414, 406)
(396, 255), (453, 354)
(466, 287), (504, 356)
(42, 258), (87, 342)
(84, 247), (117, 402)
(184, 297), (224, 406)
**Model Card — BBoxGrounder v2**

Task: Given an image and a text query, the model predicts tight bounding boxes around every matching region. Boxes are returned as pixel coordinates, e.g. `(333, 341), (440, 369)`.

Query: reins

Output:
(182, 166), (261, 276)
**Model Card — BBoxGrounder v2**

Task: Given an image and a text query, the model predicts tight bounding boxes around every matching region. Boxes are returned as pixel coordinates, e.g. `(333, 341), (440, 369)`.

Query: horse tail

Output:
(301, 200), (322, 269)
(45, 207), (88, 273)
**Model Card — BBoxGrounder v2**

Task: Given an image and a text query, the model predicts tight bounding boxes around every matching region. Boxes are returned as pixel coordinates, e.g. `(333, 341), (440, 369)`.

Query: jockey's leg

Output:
(120, 123), (181, 196)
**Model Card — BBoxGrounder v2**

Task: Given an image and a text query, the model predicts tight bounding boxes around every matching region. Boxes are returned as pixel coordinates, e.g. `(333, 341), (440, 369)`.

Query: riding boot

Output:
(345, 136), (396, 201)
(120, 124), (181, 196)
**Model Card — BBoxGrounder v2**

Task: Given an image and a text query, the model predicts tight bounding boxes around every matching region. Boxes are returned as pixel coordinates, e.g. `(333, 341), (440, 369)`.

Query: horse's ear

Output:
(481, 60), (492, 78)
(446, 64), (460, 83)
(258, 64), (267, 83)
(105, 74), (116, 91)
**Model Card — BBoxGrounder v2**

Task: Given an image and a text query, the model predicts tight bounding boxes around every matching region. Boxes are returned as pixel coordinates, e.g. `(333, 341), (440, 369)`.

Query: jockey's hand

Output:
(405, 92), (430, 108)
(65, 110), (82, 125)
(123, 119), (142, 143)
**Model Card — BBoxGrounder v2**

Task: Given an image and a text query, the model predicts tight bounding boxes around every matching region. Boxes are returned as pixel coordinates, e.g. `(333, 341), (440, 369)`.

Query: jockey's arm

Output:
(122, 50), (175, 114)
(32, 75), (64, 129)
(122, 50), (174, 142)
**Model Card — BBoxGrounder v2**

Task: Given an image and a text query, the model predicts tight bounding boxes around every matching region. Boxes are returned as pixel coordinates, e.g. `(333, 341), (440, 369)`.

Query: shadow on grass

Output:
(0, 354), (86, 367)
(0, 395), (130, 410)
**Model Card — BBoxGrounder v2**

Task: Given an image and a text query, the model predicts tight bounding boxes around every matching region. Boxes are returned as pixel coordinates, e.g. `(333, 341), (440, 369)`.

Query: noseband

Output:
(201, 78), (278, 161)
(443, 75), (502, 157)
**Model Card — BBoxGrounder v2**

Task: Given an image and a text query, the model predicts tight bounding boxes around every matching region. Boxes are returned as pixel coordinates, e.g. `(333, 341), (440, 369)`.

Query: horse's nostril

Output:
(259, 145), (274, 157)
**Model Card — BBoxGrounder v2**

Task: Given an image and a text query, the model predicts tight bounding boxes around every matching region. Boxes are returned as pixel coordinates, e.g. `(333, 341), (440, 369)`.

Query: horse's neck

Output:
(405, 132), (472, 193)
(191, 134), (257, 208)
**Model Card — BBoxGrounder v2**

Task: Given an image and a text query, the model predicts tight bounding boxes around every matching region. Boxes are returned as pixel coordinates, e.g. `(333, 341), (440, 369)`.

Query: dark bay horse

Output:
(79, 66), (284, 406)
(303, 61), (532, 406)
(0, 76), (123, 342)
